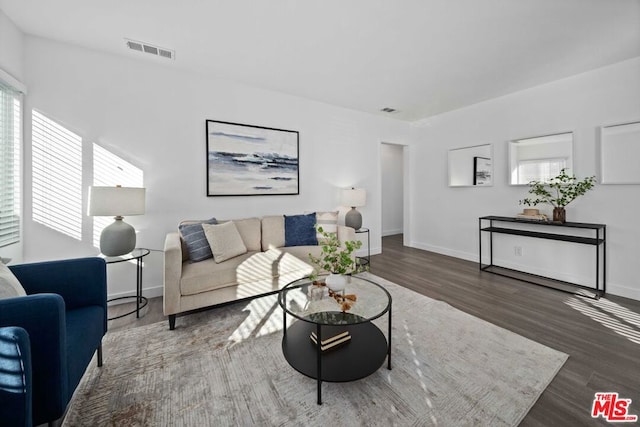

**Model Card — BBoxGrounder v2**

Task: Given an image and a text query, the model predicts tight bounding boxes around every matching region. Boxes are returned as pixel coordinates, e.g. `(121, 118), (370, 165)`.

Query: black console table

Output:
(479, 216), (606, 299)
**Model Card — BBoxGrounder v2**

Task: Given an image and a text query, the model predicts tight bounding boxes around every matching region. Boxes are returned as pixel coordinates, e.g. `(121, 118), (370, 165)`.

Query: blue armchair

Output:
(0, 257), (107, 426)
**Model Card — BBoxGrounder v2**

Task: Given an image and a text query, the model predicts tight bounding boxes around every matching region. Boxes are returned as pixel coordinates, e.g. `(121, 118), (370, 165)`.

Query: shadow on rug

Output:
(63, 273), (567, 426)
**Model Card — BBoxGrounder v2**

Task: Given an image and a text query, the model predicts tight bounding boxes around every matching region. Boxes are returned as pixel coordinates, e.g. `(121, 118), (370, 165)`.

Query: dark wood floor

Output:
(108, 234), (640, 426)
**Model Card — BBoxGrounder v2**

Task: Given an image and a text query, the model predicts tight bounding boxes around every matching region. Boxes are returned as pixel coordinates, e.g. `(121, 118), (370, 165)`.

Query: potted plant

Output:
(309, 226), (363, 291)
(520, 168), (596, 223)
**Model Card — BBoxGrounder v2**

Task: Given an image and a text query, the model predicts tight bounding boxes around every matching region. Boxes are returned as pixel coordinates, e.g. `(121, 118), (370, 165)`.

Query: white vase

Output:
(326, 273), (348, 292)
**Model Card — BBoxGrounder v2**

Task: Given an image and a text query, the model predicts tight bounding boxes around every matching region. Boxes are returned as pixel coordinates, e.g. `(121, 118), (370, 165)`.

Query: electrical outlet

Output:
(514, 246), (523, 256)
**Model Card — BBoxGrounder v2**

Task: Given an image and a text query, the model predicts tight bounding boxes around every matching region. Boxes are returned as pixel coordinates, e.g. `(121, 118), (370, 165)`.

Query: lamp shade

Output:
(342, 188), (366, 207)
(88, 186), (146, 217)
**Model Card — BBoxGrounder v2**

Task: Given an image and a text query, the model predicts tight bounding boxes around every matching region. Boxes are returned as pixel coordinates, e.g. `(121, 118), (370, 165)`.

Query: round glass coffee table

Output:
(278, 274), (392, 404)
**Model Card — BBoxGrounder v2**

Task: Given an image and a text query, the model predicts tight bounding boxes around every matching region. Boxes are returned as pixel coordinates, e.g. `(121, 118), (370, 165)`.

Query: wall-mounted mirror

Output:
(600, 121), (640, 184)
(448, 144), (493, 187)
(509, 132), (573, 185)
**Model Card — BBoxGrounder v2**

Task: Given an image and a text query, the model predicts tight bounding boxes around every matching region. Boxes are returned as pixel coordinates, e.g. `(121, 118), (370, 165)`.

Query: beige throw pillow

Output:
(232, 218), (262, 252)
(202, 222), (248, 263)
(0, 261), (26, 299)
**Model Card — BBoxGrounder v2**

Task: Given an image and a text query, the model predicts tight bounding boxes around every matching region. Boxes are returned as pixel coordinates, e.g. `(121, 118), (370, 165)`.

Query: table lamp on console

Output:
(88, 185), (146, 256)
(342, 187), (366, 231)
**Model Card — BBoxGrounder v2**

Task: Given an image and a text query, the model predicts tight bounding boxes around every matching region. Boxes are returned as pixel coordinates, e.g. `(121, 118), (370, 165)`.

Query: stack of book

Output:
(310, 330), (351, 352)
(515, 213), (548, 221)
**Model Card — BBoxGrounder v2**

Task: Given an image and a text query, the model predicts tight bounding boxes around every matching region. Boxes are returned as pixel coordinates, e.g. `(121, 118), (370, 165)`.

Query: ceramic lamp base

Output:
(345, 208), (362, 230)
(100, 217), (136, 256)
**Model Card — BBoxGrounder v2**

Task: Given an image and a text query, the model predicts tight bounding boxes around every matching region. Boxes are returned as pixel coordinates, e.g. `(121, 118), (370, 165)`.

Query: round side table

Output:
(102, 248), (150, 320)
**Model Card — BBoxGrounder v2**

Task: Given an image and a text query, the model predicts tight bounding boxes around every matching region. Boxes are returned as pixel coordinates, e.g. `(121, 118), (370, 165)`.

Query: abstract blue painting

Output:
(206, 120), (299, 196)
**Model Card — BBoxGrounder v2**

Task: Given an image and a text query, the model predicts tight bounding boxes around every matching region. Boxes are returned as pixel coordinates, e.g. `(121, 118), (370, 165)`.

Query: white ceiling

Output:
(1, 0), (639, 121)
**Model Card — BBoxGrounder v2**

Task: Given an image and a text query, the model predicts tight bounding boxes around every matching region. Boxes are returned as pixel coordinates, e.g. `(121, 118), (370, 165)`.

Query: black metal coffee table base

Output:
(282, 318), (390, 403)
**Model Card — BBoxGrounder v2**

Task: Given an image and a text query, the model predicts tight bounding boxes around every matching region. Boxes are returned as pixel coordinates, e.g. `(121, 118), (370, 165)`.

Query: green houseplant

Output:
(520, 168), (596, 223)
(309, 226), (363, 291)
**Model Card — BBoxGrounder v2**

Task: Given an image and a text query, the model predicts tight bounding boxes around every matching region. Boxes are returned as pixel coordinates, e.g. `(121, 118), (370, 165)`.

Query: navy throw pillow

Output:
(179, 218), (218, 262)
(284, 213), (318, 247)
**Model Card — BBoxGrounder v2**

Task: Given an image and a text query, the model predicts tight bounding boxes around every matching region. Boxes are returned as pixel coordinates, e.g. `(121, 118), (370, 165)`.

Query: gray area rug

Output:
(63, 273), (568, 426)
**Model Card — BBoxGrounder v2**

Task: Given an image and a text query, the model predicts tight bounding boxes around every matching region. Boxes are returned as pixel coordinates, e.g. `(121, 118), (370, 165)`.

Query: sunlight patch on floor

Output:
(565, 297), (640, 345)
(400, 318), (435, 420)
(227, 287), (310, 344)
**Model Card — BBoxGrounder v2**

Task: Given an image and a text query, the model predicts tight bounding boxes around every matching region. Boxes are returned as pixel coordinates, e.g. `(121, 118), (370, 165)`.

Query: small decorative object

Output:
(325, 273), (348, 292)
(519, 168), (596, 223)
(308, 280), (357, 312)
(342, 187), (366, 230)
(308, 283), (326, 301)
(515, 208), (548, 221)
(206, 120), (299, 196)
(328, 289), (357, 312)
(309, 226), (363, 291)
(88, 186), (146, 256)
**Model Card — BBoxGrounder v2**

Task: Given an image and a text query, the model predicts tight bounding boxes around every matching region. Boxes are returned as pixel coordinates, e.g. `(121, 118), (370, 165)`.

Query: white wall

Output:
(0, 9), (24, 82)
(410, 57), (640, 300)
(381, 143), (403, 236)
(21, 36), (416, 299)
(8, 31), (640, 302)
(0, 8), (24, 263)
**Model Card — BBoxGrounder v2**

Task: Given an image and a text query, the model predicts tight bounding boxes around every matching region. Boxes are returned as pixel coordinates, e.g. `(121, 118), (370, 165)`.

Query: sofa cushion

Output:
(284, 213), (318, 247)
(261, 215), (285, 250)
(232, 218), (262, 251)
(280, 245), (323, 266)
(203, 222), (248, 263)
(180, 251), (273, 295)
(179, 218), (218, 262)
(179, 248), (316, 297)
(0, 261), (26, 299)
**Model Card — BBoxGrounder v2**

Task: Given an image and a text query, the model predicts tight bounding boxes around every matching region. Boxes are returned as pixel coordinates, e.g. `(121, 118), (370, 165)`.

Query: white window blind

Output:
(32, 110), (83, 240)
(516, 158), (567, 184)
(0, 81), (21, 248)
(92, 143), (143, 248)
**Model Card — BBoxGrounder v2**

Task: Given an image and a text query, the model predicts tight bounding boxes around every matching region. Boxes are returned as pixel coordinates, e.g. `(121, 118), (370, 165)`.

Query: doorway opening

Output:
(380, 142), (409, 252)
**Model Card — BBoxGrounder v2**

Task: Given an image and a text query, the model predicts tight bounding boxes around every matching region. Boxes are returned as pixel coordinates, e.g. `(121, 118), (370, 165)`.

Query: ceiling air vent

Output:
(380, 107), (398, 113)
(125, 39), (174, 60)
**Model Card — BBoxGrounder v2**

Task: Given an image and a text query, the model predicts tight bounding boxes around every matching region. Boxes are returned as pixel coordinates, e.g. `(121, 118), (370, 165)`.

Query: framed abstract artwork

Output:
(206, 120), (299, 196)
(473, 156), (492, 186)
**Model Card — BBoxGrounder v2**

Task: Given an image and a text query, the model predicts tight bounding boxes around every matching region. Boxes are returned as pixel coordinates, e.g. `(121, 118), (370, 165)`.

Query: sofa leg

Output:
(169, 314), (176, 330)
(97, 342), (103, 367)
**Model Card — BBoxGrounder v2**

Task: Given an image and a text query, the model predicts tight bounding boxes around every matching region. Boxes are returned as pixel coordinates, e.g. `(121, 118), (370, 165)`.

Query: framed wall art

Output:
(473, 156), (492, 186)
(206, 120), (299, 196)
(599, 120), (640, 184)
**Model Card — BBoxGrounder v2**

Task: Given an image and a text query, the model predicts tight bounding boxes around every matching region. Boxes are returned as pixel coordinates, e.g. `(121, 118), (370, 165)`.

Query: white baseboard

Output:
(407, 241), (638, 301)
(409, 241), (477, 263)
(382, 229), (403, 237)
(108, 285), (163, 304)
(606, 283), (640, 301)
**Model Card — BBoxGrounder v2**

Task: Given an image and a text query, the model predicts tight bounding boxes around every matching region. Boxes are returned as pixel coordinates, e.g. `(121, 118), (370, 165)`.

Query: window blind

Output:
(516, 158), (567, 184)
(32, 110), (83, 240)
(0, 81), (21, 248)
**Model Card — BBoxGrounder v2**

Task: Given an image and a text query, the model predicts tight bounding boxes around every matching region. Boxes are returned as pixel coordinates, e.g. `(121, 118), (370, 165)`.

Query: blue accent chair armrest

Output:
(0, 326), (32, 427)
(0, 257), (107, 426)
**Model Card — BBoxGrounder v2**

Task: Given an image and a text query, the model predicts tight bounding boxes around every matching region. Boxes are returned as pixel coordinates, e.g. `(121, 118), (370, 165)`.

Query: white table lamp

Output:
(88, 186), (146, 256)
(342, 187), (366, 230)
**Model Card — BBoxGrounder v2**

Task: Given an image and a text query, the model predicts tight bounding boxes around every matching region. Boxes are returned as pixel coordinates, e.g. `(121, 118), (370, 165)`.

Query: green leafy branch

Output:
(309, 226), (363, 279)
(520, 168), (596, 208)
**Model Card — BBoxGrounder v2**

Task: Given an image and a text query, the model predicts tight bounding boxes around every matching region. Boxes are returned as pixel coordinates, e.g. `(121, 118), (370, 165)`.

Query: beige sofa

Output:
(163, 215), (355, 329)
